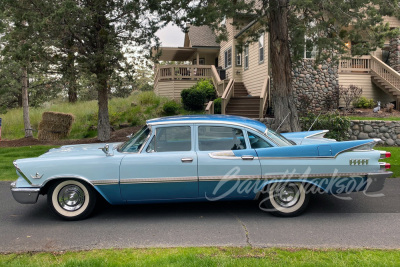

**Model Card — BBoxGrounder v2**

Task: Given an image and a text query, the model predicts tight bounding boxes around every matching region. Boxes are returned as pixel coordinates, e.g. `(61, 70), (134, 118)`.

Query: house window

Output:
(244, 45), (249, 70)
(235, 46), (242, 66)
(224, 47), (232, 69)
(304, 40), (317, 59)
(193, 58), (205, 65)
(259, 33), (264, 63)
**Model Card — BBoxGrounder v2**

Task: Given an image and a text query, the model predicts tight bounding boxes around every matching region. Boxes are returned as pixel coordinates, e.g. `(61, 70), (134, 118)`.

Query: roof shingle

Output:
(187, 25), (219, 47)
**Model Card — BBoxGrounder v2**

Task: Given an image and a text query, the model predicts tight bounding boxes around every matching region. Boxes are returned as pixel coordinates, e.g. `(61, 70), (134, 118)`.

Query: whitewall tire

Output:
(260, 182), (310, 217)
(47, 180), (96, 220)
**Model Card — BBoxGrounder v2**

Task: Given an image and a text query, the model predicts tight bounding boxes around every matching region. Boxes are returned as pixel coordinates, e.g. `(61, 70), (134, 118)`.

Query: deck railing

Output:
(339, 55), (371, 73)
(155, 64), (213, 81)
(154, 64), (227, 98)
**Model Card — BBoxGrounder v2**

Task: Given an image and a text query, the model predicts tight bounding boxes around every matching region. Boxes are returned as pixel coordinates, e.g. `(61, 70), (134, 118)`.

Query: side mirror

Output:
(99, 144), (113, 156)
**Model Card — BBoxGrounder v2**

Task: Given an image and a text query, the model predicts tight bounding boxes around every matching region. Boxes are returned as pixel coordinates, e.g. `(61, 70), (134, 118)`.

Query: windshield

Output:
(265, 129), (293, 147)
(118, 126), (150, 153)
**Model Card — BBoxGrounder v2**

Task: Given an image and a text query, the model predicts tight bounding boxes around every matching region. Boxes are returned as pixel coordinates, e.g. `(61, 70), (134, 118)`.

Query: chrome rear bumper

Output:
(365, 172), (392, 192)
(10, 182), (40, 204)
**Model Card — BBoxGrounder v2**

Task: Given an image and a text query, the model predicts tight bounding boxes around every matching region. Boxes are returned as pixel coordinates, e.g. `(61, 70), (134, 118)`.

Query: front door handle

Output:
(181, 158), (193, 163)
(241, 155), (254, 160)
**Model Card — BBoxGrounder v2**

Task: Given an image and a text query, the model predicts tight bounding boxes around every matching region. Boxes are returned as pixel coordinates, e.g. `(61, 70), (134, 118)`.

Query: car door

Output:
(196, 125), (262, 201)
(119, 125), (198, 202)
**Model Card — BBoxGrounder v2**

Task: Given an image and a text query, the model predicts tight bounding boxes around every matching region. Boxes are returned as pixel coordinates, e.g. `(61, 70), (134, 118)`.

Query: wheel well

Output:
(256, 180), (326, 200)
(40, 178), (95, 195)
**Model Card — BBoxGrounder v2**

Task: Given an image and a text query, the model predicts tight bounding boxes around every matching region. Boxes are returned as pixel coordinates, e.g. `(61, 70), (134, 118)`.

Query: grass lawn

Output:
(1, 247), (400, 266)
(347, 116), (400, 121)
(0, 146), (57, 181)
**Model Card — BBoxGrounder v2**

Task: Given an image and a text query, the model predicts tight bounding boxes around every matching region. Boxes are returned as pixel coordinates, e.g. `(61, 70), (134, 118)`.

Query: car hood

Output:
(39, 142), (123, 158)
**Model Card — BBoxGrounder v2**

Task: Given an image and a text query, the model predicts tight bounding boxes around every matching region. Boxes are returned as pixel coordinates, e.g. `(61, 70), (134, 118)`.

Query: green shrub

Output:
(162, 100), (181, 115)
(353, 97), (375, 109)
(181, 88), (206, 111)
(193, 79), (216, 101)
(181, 79), (216, 111)
(214, 98), (222, 114)
(300, 112), (351, 141)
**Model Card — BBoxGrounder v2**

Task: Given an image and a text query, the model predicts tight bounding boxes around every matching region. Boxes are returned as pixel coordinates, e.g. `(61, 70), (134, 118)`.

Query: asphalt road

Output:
(1, 179), (400, 252)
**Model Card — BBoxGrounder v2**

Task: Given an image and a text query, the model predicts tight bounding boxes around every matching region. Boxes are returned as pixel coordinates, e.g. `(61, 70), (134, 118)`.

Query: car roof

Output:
(147, 115), (267, 133)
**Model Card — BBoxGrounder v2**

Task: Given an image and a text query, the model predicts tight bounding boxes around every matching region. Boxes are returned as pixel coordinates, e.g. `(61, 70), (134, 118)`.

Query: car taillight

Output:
(380, 162), (391, 170)
(380, 151), (392, 159)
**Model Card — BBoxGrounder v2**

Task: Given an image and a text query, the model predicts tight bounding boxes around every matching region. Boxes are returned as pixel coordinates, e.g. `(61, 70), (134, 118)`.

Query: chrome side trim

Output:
(262, 172), (368, 179)
(120, 176), (198, 184)
(199, 175), (261, 181)
(13, 161), (32, 185)
(92, 179), (120, 185)
(208, 151), (259, 160)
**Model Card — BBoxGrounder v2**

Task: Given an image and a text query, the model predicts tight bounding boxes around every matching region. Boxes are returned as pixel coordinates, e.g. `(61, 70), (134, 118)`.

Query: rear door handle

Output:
(241, 155), (254, 160)
(181, 158), (193, 163)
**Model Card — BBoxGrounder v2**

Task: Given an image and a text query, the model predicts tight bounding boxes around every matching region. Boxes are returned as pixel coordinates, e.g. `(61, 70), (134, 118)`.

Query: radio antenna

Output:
(275, 112), (290, 133)
(308, 112), (321, 132)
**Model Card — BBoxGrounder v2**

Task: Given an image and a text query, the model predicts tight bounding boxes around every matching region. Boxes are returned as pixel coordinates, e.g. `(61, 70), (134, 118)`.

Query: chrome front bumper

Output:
(10, 182), (40, 204)
(365, 172), (392, 192)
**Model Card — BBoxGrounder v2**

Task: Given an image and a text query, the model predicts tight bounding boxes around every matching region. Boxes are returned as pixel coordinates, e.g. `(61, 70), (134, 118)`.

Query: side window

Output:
(146, 126), (191, 152)
(247, 131), (272, 149)
(198, 126), (246, 151)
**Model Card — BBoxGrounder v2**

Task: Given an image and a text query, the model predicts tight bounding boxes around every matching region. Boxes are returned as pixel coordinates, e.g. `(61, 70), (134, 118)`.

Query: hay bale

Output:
(38, 112), (75, 141)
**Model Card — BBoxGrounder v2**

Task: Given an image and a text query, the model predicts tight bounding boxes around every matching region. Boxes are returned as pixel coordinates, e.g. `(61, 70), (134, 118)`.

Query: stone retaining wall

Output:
(259, 118), (400, 146)
(349, 120), (400, 146)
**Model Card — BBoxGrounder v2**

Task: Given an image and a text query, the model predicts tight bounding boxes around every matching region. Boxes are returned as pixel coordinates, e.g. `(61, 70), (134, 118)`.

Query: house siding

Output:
(155, 81), (198, 100)
(383, 16), (400, 28)
(219, 18), (235, 80)
(338, 73), (395, 106)
(241, 32), (269, 96)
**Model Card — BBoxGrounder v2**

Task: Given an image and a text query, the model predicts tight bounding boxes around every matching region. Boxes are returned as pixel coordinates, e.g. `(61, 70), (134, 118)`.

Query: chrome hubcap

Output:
(273, 183), (300, 208)
(58, 185), (85, 211)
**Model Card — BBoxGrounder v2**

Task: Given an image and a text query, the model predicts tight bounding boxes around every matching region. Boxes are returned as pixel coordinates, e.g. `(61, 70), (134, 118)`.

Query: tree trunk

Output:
(66, 48), (78, 103)
(21, 67), (33, 138)
(97, 76), (111, 141)
(269, 0), (300, 133)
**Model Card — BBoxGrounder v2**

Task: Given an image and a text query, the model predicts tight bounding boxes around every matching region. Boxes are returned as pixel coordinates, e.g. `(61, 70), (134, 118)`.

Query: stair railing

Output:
(221, 79), (235, 115)
(211, 65), (225, 97)
(205, 101), (215, 114)
(259, 76), (270, 118)
(370, 55), (400, 93)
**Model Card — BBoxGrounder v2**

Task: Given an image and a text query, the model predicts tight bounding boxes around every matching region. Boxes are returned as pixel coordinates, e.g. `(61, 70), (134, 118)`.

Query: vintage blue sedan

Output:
(11, 115), (392, 220)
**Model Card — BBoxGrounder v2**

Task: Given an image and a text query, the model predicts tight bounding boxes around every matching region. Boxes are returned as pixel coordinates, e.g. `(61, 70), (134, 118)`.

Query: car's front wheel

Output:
(260, 182), (310, 217)
(47, 180), (96, 220)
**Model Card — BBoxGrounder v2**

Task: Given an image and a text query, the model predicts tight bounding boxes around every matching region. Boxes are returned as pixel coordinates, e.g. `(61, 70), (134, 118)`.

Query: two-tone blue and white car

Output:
(11, 115), (392, 220)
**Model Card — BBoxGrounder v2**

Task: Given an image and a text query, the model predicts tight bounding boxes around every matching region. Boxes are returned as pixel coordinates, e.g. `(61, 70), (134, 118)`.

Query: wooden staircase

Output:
(225, 82), (261, 118)
(371, 75), (400, 108)
(370, 55), (400, 110)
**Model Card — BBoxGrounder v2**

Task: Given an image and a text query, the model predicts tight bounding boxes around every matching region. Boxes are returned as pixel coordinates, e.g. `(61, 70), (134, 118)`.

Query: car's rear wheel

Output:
(260, 182), (310, 217)
(47, 180), (96, 220)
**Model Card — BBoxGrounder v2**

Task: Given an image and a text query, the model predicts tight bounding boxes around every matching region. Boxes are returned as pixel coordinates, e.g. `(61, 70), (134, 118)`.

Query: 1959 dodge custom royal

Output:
(11, 115), (392, 220)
